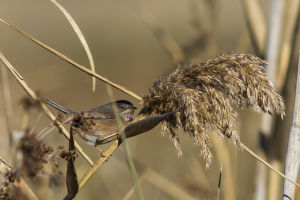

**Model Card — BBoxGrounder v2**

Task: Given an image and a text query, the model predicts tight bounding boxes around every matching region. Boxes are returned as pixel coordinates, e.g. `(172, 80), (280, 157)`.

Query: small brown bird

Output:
(44, 98), (173, 200)
(43, 99), (137, 146)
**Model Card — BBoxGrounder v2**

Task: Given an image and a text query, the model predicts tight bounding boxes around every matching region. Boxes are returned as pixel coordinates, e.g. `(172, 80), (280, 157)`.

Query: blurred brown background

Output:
(0, 0), (299, 199)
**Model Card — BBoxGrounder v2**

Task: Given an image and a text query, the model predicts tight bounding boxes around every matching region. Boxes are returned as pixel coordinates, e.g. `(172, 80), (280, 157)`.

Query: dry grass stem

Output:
(254, 152), (267, 200)
(235, 30), (251, 53)
(0, 53), (94, 166)
(283, 52), (300, 199)
(268, 160), (281, 200)
(29, 113), (42, 135)
(254, 0), (284, 196)
(241, 0), (266, 56)
(0, 16), (142, 101)
(261, 1), (285, 198)
(211, 134), (235, 200)
(1, 66), (15, 165)
(141, 53), (285, 167)
(188, 158), (210, 189)
(1, 67), (13, 134)
(277, 0), (300, 89)
(143, 14), (185, 63)
(13, 179), (39, 200)
(49, 0), (96, 92)
(265, 0), (284, 83)
(121, 157), (200, 200)
(127, 1), (185, 64)
(106, 85), (144, 200)
(37, 117), (73, 140)
(143, 169), (198, 200)
(79, 141), (118, 189)
(240, 142), (300, 187)
(0, 157), (38, 200)
(122, 173), (146, 200)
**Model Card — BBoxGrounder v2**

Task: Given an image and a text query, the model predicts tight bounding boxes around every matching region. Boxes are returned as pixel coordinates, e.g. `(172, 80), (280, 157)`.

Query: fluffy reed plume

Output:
(141, 53), (285, 167)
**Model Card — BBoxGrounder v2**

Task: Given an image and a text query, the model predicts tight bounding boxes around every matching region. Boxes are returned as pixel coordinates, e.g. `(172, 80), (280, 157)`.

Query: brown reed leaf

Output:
(140, 53), (285, 167)
(64, 130), (79, 200)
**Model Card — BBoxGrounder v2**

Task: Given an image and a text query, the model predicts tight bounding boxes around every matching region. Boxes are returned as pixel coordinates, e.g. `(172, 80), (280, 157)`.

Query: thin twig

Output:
(37, 117), (73, 140)
(49, 0), (96, 92)
(0, 53), (94, 166)
(79, 141), (118, 189)
(106, 85), (144, 200)
(29, 113), (42, 135)
(0, 16), (142, 102)
(240, 142), (300, 187)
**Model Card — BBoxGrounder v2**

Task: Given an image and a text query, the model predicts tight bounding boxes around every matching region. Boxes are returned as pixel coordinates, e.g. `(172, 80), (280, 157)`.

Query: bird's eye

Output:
(119, 105), (125, 110)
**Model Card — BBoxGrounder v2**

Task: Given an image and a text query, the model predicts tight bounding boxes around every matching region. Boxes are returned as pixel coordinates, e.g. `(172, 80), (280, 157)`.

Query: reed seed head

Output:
(141, 53), (285, 167)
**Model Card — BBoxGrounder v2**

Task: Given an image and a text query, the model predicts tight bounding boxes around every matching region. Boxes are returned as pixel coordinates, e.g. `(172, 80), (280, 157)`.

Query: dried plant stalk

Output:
(283, 52), (300, 199)
(241, 0), (266, 56)
(143, 169), (197, 200)
(79, 141), (118, 189)
(0, 53), (94, 166)
(50, 0), (97, 92)
(0, 16), (142, 101)
(141, 53), (285, 167)
(277, 0), (300, 89)
(0, 157), (38, 200)
(106, 85), (144, 200)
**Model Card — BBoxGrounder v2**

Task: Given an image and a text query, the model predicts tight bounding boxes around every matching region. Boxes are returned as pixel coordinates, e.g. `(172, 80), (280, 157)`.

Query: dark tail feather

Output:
(42, 98), (77, 115)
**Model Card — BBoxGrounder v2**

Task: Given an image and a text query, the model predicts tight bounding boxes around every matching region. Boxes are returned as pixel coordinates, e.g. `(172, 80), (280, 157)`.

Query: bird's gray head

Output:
(88, 100), (137, 122)
(115, 100), (137, 122)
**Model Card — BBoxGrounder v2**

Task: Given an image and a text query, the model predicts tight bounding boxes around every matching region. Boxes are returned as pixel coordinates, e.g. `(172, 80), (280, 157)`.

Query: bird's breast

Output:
(72, 119), (128, 146)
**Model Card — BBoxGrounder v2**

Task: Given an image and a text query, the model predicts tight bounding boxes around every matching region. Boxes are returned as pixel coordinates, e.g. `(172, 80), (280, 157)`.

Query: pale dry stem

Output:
(0, 157), (38, 200)
(0, 53), (94, 166)
(49, 0), (97, 92)
(240, 142), (300, 187)
(0, 16), (142, 102)
(241, 0), (266, 56)
(79, 141), (118, 189)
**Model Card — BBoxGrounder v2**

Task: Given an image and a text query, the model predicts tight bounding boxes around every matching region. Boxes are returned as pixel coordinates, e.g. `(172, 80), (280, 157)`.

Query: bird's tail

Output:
(42, 98), (77, 115)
